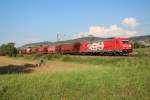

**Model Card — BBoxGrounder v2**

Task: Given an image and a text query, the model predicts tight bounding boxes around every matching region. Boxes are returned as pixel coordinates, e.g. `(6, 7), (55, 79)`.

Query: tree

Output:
(132, 42), (140, 48)
(0, 43), (18, 57)
(0, 44), (6, 55)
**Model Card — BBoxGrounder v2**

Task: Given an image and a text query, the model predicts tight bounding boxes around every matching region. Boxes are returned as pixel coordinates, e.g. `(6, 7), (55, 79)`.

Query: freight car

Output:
(47, 45), (57, 54)
(58, 42), (80, 54)
(25, 47), (32, 54)
(19, 48), (26, 54)
(19, 38), (132, 56)
(37, 46), (48, 54)
(31, 47), (38, 54)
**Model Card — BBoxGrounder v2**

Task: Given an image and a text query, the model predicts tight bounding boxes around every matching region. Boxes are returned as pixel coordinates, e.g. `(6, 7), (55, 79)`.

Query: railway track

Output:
(68, 51), (150, 58)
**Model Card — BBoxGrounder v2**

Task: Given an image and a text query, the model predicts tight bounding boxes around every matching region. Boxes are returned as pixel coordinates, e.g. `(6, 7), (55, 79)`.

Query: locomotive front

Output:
(120, 38), (133, 54)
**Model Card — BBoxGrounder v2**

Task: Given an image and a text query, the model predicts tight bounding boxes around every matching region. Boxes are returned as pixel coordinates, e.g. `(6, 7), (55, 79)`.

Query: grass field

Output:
(0, 48), (150, 100)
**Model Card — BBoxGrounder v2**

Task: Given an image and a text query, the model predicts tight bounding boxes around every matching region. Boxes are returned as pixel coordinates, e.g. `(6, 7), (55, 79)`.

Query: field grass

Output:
(0, 56), (36, 66)
(0, 48), (150, 100)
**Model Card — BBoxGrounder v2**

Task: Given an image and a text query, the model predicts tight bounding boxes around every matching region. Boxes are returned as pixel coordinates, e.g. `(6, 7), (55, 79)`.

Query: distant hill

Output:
(20, 35), (150, 48)
(20, 41), (53, 48)
(129, 35), (150, 47)
(20, 37), (105, 48)
(129, 35), (150, 41)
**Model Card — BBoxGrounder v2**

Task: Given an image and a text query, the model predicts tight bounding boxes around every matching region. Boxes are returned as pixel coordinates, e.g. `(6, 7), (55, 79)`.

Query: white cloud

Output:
(75, 17), (139, 38)
(77, 25), (137, 38)
(122, 17), (138, 27)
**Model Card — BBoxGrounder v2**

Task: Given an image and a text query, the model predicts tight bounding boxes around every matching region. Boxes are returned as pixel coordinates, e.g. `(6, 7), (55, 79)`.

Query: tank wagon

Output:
(19, 38), (132, 56)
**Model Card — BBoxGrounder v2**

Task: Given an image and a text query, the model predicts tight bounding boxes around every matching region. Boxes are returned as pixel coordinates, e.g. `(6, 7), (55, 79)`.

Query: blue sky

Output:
(0, 0), (150, 46)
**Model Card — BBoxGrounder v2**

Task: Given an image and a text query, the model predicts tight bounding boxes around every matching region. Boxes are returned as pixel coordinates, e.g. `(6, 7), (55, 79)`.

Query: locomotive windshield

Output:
(122, 40), (129, 44)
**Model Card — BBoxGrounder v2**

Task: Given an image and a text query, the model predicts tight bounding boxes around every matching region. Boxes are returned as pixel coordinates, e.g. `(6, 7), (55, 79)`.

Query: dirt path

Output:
(0, 56), (92, 74)
(0, 56), (36, 66)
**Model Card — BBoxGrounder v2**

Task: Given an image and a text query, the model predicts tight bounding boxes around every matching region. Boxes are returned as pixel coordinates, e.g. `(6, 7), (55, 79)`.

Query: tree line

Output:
(0, 43), (18, 57)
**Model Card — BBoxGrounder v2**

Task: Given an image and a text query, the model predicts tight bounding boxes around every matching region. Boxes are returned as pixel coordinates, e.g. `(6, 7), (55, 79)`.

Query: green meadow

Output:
(0, 48), (150, 100)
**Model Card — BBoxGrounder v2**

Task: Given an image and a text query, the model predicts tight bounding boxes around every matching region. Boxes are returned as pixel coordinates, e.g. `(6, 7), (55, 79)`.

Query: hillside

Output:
(20, 37), (105, 48)
(20, 35), (150, 48)
(129, 35), (150, 47)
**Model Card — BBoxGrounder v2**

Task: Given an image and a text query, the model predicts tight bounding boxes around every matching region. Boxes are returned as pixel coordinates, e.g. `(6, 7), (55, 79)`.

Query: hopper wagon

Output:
(47, 45), (57, 54)
(37, 46), (48, 54)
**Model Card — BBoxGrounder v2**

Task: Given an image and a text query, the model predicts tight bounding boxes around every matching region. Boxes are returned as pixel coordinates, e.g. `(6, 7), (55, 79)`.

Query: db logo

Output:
(88, 42), (104, 50)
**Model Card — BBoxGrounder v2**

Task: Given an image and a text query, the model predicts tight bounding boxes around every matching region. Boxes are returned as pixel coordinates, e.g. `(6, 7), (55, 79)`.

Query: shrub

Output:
(61, 55), (74, 62)
(0, 43), (18, 57)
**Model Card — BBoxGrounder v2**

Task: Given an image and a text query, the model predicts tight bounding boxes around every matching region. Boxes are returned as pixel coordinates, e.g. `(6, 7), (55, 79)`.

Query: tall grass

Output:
(0, 48), (149, 100)
(17, 48), (150, 65)
(0, 58), (149, 100)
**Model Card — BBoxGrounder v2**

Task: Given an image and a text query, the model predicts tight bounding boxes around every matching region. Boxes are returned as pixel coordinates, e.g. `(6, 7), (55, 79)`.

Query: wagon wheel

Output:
(123, 51), (129, 56)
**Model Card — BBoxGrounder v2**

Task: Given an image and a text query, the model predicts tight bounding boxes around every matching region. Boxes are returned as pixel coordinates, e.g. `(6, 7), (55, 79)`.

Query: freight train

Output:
(19, 38), (132, 56)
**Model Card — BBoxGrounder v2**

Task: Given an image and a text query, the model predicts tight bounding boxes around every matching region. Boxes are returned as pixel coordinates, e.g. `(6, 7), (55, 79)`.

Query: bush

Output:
(0, 43), (18, 57)
(44, 54), (61, 60)
(33, 54), (43, 60)
(16, 54), (24, 57)
(61, 55), (74, 62)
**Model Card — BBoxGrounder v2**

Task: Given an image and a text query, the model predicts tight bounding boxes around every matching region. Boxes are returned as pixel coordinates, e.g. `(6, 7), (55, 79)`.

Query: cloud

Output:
(75, 17), (139, 38)
(122, 17), (138, 27)
(77, 25), (137, 38)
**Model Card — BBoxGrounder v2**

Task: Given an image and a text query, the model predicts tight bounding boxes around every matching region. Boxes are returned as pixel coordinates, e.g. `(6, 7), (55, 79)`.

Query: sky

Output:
(0, 0), (150, 47)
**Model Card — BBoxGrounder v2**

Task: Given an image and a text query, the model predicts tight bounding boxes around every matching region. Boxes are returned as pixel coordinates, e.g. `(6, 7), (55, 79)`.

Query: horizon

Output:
(20, 35), (150, 48)
(0, 0), (150, 47)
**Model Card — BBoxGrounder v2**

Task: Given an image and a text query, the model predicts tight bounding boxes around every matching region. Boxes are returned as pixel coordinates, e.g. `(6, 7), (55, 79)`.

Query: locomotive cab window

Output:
(122, 40), (129, 44)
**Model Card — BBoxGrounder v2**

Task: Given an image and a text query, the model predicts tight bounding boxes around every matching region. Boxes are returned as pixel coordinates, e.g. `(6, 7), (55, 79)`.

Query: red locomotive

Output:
(19, 38), (132, 56)
(79, 38), (132, 55)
